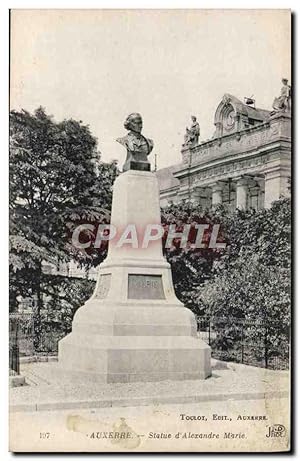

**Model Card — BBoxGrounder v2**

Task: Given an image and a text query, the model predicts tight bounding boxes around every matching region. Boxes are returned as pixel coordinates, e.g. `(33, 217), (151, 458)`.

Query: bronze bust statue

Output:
(116, 113), (154, 172)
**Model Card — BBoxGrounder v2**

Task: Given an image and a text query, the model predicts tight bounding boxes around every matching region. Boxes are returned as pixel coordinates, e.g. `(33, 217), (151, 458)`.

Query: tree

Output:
(9, 107), (118, 344)
(201, 256), (290, 365)
(161, 201), (228, 314)
(161, 198), (291, 367)
(37, 275), (96, 352)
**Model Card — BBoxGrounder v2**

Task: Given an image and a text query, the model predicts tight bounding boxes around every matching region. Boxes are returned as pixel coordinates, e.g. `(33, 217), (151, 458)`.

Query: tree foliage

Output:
(161, 198), (291, 365)
(37, 275), (95, 348)
(9, 106), (291, 366)
(161, 202), (227, 313)
(9, 107), (117, 339)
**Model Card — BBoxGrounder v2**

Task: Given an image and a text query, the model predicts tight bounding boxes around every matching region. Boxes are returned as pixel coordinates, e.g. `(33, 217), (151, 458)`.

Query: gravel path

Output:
(10, 360), (289, 412)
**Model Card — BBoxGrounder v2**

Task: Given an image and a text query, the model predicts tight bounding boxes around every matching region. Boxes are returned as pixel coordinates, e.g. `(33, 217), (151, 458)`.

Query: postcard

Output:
(9, 9), (291, 452)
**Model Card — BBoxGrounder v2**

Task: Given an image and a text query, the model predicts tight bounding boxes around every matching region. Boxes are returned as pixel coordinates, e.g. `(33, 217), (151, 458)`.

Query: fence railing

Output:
(9, 313), (290, 371)
(9, 317), (20, 374)
(196, 316), (290, 370)
(9, 313), (66, 357)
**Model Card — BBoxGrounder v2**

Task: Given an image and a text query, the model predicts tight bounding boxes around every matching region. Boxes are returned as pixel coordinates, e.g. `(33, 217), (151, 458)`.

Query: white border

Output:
(1, 1), (298, 460)
(1, 0), (298, 8)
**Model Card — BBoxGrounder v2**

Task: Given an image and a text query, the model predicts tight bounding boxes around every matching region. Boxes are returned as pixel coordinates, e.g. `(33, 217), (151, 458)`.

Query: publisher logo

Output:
(266, 424), (286, 438)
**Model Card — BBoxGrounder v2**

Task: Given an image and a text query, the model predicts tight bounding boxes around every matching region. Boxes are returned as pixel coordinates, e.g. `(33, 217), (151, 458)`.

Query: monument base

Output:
(58, 170), (211, 383)
(58, 300), (211, 383)
(59, 335), (210, 384)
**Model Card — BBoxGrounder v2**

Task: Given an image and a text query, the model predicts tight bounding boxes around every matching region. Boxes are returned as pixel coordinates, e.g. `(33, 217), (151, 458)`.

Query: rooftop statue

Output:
(183, 116), (200, 147)
(116, 113), (153, 172)
(272, 78), (291, 113)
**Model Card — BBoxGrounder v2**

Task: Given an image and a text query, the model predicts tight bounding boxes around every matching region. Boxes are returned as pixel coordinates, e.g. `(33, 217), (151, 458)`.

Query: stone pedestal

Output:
(58, 170), (211, 383)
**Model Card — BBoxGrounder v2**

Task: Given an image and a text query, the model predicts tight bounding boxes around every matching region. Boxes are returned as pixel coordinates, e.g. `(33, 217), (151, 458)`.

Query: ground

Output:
(9, 359), (290, 452)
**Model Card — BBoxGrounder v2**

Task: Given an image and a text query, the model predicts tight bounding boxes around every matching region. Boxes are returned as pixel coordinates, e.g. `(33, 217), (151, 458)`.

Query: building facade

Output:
(157, 93), (291, 210)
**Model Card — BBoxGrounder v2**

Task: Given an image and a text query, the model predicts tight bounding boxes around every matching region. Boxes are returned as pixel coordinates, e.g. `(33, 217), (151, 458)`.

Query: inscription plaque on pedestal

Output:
(128, 274), (165, 299)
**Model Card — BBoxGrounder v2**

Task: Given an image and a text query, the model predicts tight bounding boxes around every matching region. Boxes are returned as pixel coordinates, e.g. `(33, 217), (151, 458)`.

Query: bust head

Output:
(191, 115), (197, 122)
(282, 78), (288, 85)
(124, 113), (143, 134)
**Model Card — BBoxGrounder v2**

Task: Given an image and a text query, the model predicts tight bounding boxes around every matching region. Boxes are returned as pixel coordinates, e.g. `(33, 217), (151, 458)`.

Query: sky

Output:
(10, 9), (291, 170)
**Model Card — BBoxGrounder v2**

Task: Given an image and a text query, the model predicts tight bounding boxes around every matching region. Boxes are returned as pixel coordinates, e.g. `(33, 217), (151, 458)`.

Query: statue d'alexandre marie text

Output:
(116, 113), (154, 172)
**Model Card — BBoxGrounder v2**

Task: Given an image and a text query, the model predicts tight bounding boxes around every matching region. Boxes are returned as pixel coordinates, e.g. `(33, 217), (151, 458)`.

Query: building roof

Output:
(156, 93), (272, 193)
(214, 93), (271, 125)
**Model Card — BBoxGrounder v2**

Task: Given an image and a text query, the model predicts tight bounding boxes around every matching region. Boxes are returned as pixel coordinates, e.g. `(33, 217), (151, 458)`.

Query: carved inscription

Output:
(95, 273), (111, 299)
(187, 153), (272, 184)
(183, 124), (281, 166)
(128, 274), (165, 300)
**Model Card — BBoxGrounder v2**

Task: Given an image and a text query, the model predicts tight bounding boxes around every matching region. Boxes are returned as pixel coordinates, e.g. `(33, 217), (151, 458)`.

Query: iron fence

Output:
(9, 313), (66, 357)
(36, 330), (66, 353)
(196, 316), (290, 370)
(9, 317), (20, 374)
(9, 313), (290, 371)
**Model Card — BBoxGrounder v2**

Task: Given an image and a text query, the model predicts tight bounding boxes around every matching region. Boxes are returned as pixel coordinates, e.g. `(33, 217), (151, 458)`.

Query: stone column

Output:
(264, 168), (290, 208)
(211, 182), (223, 206)
(254, 177), (265, 210)
(236, 177), (249, 210)
(249, 185), (260, 210)
(190, 186), (201, 205)
(200, 187), (211, 209)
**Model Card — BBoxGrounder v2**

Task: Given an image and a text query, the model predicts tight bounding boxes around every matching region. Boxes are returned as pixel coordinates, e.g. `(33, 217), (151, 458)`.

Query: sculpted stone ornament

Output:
(183, 115), (200, 147)
(116, 113), (154, 172)
(272, 78), (291, 113)
(222, 94), (231, 106)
